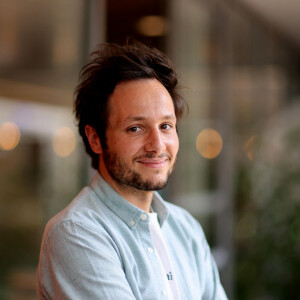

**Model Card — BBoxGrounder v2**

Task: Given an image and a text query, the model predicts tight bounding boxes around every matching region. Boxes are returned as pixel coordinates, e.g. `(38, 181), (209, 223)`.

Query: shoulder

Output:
(163, 201), (206, 239)
(41, 186), (115, 251)
(38, 188), (123, 279)
(165, 200), (201, 225)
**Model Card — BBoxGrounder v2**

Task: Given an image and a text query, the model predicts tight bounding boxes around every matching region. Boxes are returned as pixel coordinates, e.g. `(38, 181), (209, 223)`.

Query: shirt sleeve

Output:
(206, 250), (228, 300)
(37, 220), (136, 300)
(178, 208), (228, 300)
(195, 220), (228, 300)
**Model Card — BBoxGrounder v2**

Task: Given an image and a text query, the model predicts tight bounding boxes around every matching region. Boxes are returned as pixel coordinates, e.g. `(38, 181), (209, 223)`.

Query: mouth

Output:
(136, 158), (169, 168)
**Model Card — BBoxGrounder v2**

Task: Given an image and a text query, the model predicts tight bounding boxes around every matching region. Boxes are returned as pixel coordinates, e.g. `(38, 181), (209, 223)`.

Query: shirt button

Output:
(147, 247), (153, 253)
(162, 290), (167, 296)
(140, 213), (148, 221)
(129, 219), (135, 227)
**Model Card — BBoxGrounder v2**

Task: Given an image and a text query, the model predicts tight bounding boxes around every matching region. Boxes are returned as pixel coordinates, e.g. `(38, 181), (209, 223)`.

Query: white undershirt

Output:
(149, 212), (181, 300)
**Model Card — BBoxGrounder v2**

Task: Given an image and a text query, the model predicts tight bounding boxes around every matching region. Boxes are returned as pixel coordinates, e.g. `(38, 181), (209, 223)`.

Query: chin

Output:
(138, 176), (169, 191)
(136, 181), (168, 191)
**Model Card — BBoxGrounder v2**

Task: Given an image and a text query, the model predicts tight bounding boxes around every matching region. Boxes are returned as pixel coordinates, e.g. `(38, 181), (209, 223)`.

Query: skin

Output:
(85, 78), (179, 212)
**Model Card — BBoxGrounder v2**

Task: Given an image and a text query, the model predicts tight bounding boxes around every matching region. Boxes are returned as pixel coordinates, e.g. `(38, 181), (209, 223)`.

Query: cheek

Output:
(167, 135), (179, 155)
(108, 136), (143, 157)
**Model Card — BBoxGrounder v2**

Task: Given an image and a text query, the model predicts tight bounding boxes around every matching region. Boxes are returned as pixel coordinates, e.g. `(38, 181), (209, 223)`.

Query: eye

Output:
(127, 126), (142, 133)
(160, 123), (172, 130)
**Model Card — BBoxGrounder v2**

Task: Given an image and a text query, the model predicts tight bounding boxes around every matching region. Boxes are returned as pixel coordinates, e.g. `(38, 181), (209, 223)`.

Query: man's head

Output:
(74, 42), (185, 191)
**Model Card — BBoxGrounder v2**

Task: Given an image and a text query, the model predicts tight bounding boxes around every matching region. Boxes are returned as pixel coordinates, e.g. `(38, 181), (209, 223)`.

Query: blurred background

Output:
(0, 0), (299, 299)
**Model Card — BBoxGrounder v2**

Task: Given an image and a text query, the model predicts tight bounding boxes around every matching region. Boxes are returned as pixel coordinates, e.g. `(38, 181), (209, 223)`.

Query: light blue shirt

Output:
(37, 172), (227, 300)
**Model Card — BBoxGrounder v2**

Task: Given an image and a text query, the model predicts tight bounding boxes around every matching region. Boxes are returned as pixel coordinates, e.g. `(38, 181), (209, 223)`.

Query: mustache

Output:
(134, 153), (171, 160)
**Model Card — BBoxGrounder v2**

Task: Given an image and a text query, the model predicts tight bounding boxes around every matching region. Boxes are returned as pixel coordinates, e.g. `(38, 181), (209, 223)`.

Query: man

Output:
(37, 42), (227, 300)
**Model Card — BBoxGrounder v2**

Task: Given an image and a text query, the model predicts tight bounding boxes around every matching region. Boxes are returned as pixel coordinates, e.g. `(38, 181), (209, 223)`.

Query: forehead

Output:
(108, 79), (176, 123)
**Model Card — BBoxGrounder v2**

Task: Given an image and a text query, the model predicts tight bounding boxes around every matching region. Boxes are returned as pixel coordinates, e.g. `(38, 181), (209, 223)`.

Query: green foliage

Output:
(235, 123), (300, 299)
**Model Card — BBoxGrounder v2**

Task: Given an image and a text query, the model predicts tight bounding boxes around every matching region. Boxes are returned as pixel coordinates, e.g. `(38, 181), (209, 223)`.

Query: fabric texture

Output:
(148, 212), (180, 300)
(37, 172), (228, 300)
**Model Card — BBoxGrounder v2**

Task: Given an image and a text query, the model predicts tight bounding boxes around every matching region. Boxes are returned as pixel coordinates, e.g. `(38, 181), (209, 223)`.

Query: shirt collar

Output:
(89, 171), (169, 228)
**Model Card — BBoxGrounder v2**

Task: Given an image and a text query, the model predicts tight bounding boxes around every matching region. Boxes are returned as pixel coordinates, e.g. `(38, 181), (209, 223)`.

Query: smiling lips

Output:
(137, 158), (169, 168)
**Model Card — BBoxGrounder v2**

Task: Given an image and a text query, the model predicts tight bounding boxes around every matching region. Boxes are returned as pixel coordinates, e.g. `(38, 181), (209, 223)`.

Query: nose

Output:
(144, 129), (166, 154)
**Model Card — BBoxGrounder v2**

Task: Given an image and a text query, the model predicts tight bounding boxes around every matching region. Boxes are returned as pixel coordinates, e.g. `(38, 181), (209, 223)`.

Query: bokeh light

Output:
(196, 129), (223, 159)
(136, 15), (168, 37)
(52, 127), (76, 157)
(245, 136), (257, 161)
(0, 122), (21, 151)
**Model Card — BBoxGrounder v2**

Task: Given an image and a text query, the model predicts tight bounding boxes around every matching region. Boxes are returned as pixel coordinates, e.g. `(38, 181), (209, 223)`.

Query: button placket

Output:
(147, 247), (153, 253)
(140, 213), (148, 221)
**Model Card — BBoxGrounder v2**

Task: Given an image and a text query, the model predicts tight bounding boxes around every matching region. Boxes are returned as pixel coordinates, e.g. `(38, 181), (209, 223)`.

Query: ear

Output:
(85, 125), (103, 154)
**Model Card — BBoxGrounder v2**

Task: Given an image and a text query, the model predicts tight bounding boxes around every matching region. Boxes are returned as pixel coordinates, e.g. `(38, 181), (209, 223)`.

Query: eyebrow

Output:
(124, 114), (176, 123)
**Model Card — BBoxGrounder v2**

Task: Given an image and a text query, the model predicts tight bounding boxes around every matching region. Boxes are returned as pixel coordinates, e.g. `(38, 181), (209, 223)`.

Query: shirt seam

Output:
(88, 185), (142, 229)
(43, 219), (121, 265)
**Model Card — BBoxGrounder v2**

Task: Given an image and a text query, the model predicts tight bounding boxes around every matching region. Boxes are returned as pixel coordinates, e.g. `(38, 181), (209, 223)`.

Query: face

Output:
(100, 78), (179, 192)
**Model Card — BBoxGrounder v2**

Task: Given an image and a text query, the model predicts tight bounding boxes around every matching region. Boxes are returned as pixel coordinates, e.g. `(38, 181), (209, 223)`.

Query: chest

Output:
(110, 222), (203, 300)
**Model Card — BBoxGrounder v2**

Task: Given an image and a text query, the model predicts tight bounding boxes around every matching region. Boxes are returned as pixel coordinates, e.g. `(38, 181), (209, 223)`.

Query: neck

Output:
(116, 185), (153, 213)
(99, 169), (153, 213)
